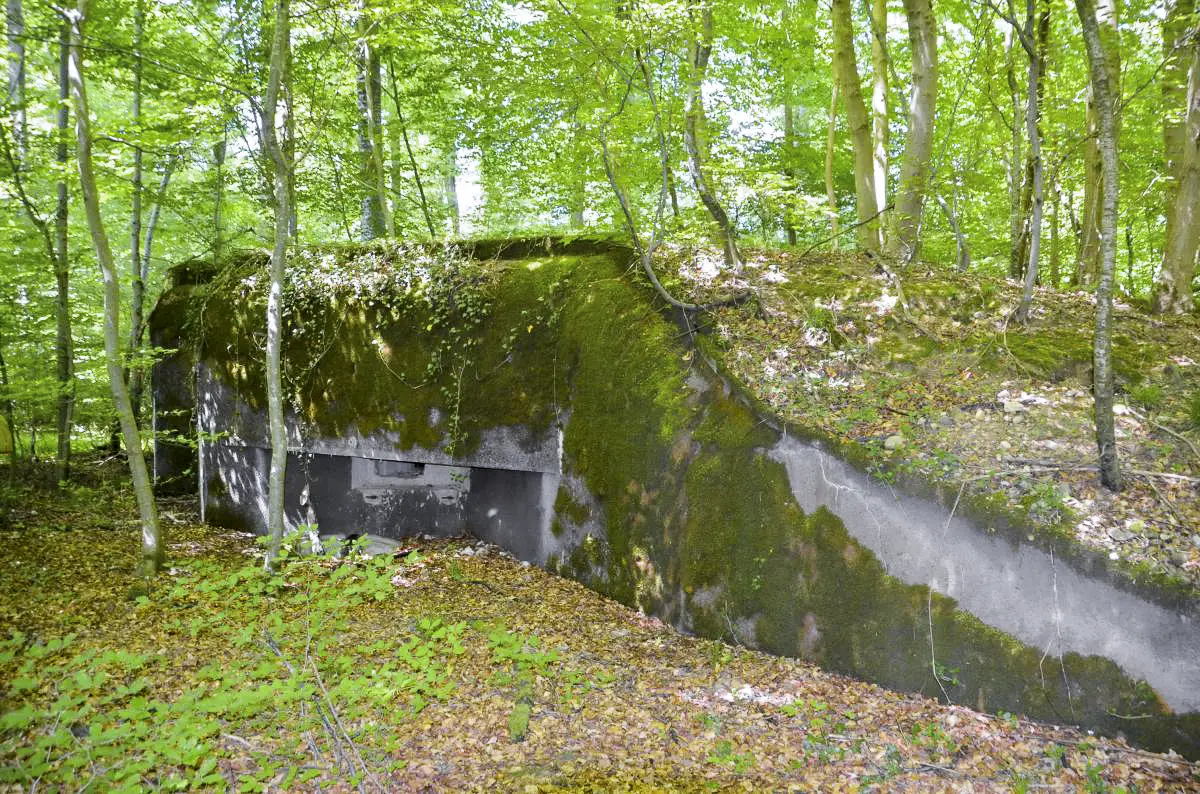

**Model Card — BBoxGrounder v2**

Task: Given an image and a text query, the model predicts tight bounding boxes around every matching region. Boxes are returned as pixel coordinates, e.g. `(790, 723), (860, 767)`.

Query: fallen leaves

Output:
(1, 471), (1197, 792)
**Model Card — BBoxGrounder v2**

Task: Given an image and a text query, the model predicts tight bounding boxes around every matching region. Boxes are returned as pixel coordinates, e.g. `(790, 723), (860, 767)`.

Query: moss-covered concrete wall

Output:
(150, 238), (1200, 758)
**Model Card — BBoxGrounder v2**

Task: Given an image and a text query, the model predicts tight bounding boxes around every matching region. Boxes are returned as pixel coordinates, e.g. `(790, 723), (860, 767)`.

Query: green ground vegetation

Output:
(1, 464), (1196, 792)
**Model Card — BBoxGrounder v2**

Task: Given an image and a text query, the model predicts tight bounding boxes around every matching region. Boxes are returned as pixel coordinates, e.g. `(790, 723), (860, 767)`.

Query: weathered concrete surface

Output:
(771, 435), (1200, 713)
(151, 238), (1200, 757)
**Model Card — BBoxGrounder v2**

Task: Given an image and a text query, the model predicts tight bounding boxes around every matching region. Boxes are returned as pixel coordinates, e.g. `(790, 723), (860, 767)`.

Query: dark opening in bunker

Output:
(200, 444), (559, 563)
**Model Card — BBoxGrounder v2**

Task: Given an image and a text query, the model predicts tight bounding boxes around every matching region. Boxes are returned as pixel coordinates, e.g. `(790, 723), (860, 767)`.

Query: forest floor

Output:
(674, 246), (1200, 595)
(0, 461), (1198, 792)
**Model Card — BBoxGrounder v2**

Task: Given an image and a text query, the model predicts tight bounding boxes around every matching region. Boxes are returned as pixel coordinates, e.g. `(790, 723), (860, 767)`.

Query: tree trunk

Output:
(55, 20), (73, 483)
(262, 0), (292, 566)
(445, 145), (460, 237)
(886, 0), (937, 262)
(1075, 0), (1123, 492)
(783, 100), (797, 246)
(1016, 0), (1047, 323)
(126, 0), (144, 426)
(213, 135), (226, 261)
(355, 4), (387, 240)
(869, 0), (888, 242)
(667, 165), (681, 218)
(935, 191), (970, 271)
(1154, 1), (1199, 314)
(6, 0), (24, 161)
(831, 0), (880, 251)
(64, 0), (162, 572)
(570, 176), (586, 228)
(284, 38), (297, 238)
(1076, 0), (1119, 287)
(127, 157), (177, 423)
(826, 75), (841, 251)
(1124, 223), (1135, 293)
(684, 0), (741, 272)
(0, 332), (16, 462)
(1049, 178), (1061, 286)
(1012, 3), (1050, 282)
(1005, 30), (1025, 279)
(386, 60), (436, 240)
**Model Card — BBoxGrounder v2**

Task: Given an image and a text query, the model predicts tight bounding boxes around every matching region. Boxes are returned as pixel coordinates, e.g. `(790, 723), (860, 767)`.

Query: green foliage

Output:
(0, 532), (469, 789)
(909, 720), (960, 758)
(1129, 383), (1165, 411)
(707, 739), (755, 773)
(1187, 391), (1200, 430)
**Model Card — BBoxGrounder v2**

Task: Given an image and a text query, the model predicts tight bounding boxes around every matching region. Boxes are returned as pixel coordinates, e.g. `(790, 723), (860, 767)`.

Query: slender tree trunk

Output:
(6, 0), (24, 161)
(783, 100), (797, 246)
(936, 191), (970, 271)
(667, 165), (681, 218)
(1, 19), (71, 477)
(1125, 223), (1135, 292)
(262, 0), (292, 565)
(213, 135), (226, 261)
(569, 110), (586, 229)
(284, 40), (296, 239)
(55, 21), (72, 483)
(64, 0), (162, 571)
(1016, 0), (1047, 322)
(0, 333), (16, 461)
(1076, 0), (1119, 286)
(386, 60), (436, 240)
(825, 76), (840, 251)
(445, 145), (460, 237)
(127, 157), (176, 422)
(684, 0), (741, 272)
(398, 109), (435, 240)
(354, 4), (386, 240)
(831, 0), (880, 250)
(869, 0), (888, 240)
(126, 0), (144, 427)
(1049, 178), (1061, 286)
(1154, 1), (1199, 313)
(1012, 6), (1050, 280)
(1067, 182), (1081, 254)
(886, 0), (937, 262)
(1005, 30), (1025, 279)
(1076, 0), (1123, 492)
(570, 174), (586, 228)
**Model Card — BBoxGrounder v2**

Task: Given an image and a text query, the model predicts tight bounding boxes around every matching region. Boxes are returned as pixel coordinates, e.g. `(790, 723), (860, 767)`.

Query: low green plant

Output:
(486, 626), (560, 743)
(1024, 480), (1072, 526)
(1010, 770), (1033, 793)
(1128, 383), (1165, 411)
(705, 638), (734, 676)
(909, 720), (959, 758)
(933, 661), (961, 688)
(707, 739), (755, 774)
(1187, 391), (1200, 429)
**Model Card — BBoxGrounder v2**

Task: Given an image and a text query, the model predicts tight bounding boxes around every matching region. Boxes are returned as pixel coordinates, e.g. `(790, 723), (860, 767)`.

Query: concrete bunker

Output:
(151, 237), (1200, 758)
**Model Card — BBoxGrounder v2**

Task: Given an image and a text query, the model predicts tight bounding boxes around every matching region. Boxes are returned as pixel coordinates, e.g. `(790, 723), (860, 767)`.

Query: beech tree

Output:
(684, 0), (741, 272)
(1154, 1), (1199, 313)
(262, 0), (293, 565)
(1076, 0), (1123, 491)
(869, 0), (888, 239)
(831, 0), (881, 251)
(1075, 0), (1120, 287)
(356, 0), (388, 240)
(62, 0), (162, 573)
(887, 0), (938, 262)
